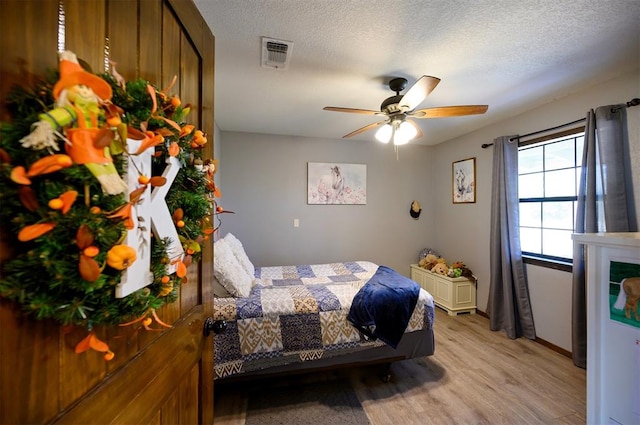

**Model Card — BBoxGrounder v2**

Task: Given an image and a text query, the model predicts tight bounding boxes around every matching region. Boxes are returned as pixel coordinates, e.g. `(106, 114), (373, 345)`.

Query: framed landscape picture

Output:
(452, 157), (476, 204)
(307, 162), (366, 205)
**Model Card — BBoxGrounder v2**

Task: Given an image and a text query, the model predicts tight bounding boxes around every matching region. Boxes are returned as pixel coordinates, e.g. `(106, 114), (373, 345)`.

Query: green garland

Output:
(0, 70), (215, 331)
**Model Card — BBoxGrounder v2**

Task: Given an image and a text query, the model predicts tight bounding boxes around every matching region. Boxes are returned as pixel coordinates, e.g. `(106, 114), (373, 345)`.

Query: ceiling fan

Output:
(323, 76), (488, 145)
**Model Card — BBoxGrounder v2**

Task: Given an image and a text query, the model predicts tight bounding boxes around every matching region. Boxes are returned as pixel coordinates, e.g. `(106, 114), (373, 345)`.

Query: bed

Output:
(211, 233), (436, 380)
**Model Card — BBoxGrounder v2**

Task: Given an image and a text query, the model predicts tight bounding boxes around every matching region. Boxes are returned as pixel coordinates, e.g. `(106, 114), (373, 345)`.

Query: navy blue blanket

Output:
(347, 265), (420, 349)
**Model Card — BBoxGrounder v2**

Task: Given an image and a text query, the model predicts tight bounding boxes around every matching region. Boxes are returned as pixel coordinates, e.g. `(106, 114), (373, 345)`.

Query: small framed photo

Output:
(452, 157), (476, 204)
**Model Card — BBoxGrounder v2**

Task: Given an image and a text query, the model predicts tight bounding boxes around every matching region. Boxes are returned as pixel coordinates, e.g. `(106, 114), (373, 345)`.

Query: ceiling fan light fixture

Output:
(393, 121), (417, 145)
(375, 123), (392, 143)
(323, 75), (487, 146)
(375, 120), (418, 145)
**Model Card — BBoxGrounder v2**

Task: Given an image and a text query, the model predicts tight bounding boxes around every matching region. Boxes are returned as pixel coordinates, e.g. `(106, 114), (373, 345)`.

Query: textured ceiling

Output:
(193, 0), (640, 146)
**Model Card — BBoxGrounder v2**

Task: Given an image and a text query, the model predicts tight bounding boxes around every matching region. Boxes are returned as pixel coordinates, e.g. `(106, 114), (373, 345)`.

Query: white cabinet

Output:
(410, 264), (476, 316)
(572, 232), (640, 425)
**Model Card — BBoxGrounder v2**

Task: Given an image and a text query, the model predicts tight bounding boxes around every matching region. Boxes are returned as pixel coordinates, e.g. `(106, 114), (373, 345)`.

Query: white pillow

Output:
(212, 275), (232, 298)
(213, 238), (252, 297)
(224, 233), (255, 278)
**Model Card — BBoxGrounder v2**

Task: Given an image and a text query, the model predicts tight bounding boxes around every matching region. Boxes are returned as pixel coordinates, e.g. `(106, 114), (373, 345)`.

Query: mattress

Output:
(213, 261), (435, 380)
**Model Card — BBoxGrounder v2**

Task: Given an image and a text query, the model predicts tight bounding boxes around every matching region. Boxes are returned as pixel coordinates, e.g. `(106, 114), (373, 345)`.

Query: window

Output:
(518, 129), (584, 265)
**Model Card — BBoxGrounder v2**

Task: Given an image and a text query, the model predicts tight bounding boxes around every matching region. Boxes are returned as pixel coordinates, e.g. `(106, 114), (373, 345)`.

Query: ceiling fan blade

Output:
(343, 120), (387, 138)
(323, 107), (382, 115)
(399, 76), (441, 111)
(410, 105), (489, 118)
(408, 120), (423, 140)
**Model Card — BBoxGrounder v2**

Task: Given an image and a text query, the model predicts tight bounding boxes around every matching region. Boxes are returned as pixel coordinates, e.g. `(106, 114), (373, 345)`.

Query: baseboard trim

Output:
(474, 309), (572, 359)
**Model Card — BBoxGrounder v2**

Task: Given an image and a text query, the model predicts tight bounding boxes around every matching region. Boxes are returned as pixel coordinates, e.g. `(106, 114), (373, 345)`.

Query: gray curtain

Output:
(572, 105), (637, 368)
(488, 136), (536, 339)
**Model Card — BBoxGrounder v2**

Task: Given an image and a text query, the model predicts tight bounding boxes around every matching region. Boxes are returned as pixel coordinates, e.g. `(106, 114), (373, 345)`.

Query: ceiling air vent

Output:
(261, 37), (293, 70)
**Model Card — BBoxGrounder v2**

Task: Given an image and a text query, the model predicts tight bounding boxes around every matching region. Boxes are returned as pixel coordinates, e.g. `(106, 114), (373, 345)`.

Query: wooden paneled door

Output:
(0, 0), (215, 423)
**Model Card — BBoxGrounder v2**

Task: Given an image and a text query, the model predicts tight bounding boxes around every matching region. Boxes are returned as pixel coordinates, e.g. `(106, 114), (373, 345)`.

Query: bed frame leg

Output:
(380, 362), (392, 382)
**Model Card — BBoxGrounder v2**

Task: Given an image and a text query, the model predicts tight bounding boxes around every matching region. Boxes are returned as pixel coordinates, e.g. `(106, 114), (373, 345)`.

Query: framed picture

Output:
(307, 162), (366, 204)
(452, 157), (476, 204)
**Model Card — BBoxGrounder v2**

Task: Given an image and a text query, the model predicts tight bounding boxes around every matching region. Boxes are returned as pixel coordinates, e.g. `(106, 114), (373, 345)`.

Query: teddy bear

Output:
(432, 262), (449, 275)
(419, 253), (437, 270)
(420, 253), (446, 271)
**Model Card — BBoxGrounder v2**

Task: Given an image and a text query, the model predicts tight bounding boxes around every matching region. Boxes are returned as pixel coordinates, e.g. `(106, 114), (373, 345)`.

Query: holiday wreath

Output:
(0, 51), (224, 360)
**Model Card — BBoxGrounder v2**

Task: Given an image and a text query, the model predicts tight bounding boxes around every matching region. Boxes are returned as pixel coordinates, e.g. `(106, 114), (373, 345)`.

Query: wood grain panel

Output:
(0, 2), (60, 422)
(159, 291), (181, 326)
(180, 37), (200, 128)
(106, 322), (140, 374)
(150, 410), (162, 425)
(161, 391), (180, 425)
(0, 0), (58, 120)
(0, 301), (59, 424)
(161, 4), (182, 94)
(180, 364), (199, 424)
(53, 306), (205, 424)
(106, 0), (139, 81)
(171, 1), (217, 419)
(59, 325), (108, 410)
(139, 0), (163, 83)
(64, 0), (106, 73)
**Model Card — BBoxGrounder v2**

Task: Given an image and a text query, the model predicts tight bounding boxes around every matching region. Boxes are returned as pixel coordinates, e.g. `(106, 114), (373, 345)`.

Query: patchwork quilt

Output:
(213, 261), (435, 379)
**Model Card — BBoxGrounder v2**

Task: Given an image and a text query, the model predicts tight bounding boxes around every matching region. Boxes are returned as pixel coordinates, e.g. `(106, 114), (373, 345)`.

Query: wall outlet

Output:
(293, 218), (299, 227)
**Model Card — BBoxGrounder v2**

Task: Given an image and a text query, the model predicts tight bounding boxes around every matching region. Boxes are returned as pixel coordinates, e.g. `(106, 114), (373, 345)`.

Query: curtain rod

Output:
(480, 117), (585, 148)
(481, 97), (640, 149)
(611, 97), (640, 112)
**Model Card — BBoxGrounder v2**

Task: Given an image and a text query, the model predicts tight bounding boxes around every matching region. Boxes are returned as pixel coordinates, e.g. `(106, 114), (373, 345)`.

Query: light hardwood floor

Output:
(213, 308), (586, 424)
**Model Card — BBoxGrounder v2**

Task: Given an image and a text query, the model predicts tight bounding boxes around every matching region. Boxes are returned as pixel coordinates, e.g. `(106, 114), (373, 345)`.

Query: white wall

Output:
(217, 133), (435, 275)
(215, 70), (639, 353)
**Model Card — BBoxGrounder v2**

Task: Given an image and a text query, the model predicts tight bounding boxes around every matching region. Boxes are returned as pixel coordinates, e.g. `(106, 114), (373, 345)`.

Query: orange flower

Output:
(168, 142), (180, 157)
(18, 222), (56, 242)
(26, 154), (73, 177)
(79, 254), (101, 282)
(75, 331), (114, 361)
(59, 190), (78, 214)
(48, 198), (63, 210)
(192, 130), (207, 146)
(149, 176), (167, 187)
(180, 124), (195, 137)
(135, 131), (165, 155)
(107, 203), (134, 230)
(18, 186), (39, 211)
(83, 246), (100, 257)
(175, 260), (187, 278)
(119, 309), (172, 331)
(75, 224), (95, 249)
(10, 166), (31, 185)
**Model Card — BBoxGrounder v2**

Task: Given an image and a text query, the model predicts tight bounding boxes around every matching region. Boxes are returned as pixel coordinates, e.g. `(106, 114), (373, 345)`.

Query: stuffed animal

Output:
(449, 261), (475, 280)
(432, 262), (449, 275)
(419, 253), (436, 270)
